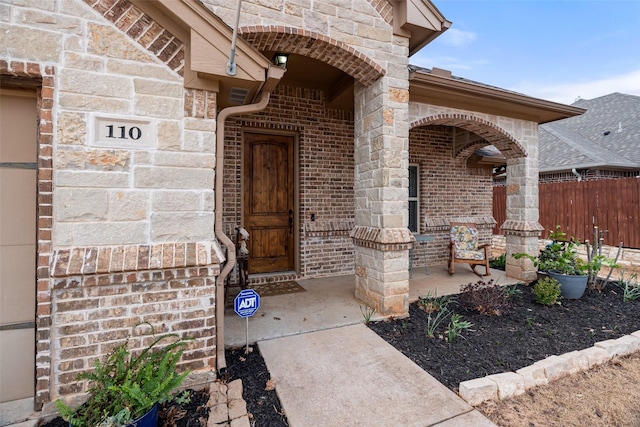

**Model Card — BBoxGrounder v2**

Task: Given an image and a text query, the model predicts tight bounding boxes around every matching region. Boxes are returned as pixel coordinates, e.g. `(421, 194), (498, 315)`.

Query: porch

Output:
(224, 266), (521, 347)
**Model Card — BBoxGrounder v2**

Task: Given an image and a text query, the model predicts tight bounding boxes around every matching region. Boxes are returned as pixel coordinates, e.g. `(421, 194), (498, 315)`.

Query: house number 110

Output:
(105, 124), (142, 140)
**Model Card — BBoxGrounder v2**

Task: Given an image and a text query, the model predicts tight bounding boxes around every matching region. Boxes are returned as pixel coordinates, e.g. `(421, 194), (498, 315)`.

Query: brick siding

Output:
(223, 84), (356, 279)
(409, 126), (495, 266)
(51, 266), (217, 397)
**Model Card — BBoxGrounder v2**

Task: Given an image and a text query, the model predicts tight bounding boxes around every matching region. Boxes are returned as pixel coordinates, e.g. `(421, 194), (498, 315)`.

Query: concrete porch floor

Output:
(225, 265), (521, 347)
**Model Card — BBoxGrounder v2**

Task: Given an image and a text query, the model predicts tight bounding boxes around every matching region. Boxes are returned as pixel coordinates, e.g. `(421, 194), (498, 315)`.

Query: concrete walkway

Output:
(259, 324), (497, 427)
(226, 267), (519, 347)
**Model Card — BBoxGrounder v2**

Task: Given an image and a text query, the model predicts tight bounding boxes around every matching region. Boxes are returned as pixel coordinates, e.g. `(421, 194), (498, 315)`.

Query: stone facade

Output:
(207, 0), (419, 316)
(2, 0), (545, 411)
(2, 0), (221, 409)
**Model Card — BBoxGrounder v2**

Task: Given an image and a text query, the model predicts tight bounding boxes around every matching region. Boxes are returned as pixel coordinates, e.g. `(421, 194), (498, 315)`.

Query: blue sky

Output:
(411, 0), (640, 105)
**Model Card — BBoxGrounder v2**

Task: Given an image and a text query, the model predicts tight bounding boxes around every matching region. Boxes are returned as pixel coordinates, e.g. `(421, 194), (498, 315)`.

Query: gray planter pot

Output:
(547, 271), (588, 299)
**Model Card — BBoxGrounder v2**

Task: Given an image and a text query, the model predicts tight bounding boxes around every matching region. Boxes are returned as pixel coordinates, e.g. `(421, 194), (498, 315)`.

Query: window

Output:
(408, 164), (419, 233)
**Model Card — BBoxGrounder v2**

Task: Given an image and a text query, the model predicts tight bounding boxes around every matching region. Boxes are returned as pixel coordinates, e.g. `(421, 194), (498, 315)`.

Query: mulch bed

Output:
(38, 278), (638, 427)
(41, 347), (288, 427)
(368, 281), (640, 391)
(223, 345), (289, 426)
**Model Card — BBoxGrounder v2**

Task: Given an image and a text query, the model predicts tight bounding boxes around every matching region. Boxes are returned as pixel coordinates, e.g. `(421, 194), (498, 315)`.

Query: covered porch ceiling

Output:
(262, 51), (355, 111)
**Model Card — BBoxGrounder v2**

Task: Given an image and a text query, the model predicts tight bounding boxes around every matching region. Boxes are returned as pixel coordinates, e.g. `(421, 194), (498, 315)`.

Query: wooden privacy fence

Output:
(493, 177), (640, 249)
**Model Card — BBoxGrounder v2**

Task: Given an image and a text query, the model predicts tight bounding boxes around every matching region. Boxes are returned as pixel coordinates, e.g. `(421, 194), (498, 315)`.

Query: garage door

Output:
(0, 89), (37, 403)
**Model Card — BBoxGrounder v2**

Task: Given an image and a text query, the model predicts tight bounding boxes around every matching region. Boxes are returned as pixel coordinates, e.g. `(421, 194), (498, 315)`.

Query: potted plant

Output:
(513, 226), (616, 299)
(56, 324), (192, 427)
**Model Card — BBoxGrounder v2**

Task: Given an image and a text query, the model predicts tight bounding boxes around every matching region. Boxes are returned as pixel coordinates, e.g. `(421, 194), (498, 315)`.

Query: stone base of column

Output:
(502, 220), (544, 282)
(351, 226), (414, 317)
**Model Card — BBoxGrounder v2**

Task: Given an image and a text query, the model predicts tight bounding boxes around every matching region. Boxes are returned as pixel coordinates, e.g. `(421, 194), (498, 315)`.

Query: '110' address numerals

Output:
(105, 125), (142, 140)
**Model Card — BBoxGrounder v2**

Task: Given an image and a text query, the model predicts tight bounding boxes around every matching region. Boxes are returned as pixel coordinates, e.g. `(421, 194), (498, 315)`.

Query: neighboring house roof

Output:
(539, 92), (640, 173)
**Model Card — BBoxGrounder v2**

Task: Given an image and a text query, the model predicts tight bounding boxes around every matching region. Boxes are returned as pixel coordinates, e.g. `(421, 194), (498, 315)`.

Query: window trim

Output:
(408, 163), (419, 233)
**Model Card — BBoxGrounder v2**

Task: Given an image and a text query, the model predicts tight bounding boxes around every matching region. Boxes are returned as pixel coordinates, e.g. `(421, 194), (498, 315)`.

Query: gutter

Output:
(215, 66), (285, 375)
(408, 67), (586, 123)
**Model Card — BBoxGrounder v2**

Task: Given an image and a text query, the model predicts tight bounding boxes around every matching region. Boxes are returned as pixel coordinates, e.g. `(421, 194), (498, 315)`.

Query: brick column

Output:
(351, 74), (413, 317)
(503, 155), (544, 281)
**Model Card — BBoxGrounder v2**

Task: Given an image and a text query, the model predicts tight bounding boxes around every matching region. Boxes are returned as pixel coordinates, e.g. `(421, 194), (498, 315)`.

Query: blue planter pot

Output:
(547, 271), (588, 299)
(128, 404), (159, 427)
(70, 403), (159, 427)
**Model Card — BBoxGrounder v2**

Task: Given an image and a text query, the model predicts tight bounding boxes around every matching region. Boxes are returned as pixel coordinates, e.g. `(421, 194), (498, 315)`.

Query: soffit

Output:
(409, 68), (586, 124)
(130, 0), (275, 108)
(391, 0), (452, 56)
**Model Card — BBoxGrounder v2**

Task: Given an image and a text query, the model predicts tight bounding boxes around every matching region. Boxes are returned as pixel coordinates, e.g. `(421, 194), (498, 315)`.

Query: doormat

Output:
(249, 281), (306, 297)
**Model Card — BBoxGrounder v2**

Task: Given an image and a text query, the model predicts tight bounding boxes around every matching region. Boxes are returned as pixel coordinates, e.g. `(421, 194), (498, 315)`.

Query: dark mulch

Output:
(224, 345), (289, 427)
(38, 278), (638, 427)
(41, 345), (288, 427)
(368, 281), (640, 391)
(158, 389), (209, 426)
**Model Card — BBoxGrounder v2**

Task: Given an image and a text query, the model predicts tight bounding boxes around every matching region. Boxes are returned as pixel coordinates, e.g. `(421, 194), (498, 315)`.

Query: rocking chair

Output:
(448, 222), (491, 276)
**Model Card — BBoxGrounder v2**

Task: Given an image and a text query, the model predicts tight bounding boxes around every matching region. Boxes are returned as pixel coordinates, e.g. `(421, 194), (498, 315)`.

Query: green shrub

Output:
(533, 277), (562, 306)
(56, 325), (192, 427)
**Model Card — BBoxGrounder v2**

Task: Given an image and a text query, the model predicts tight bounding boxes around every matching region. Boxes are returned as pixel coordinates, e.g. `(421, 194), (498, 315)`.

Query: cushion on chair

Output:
(451, 225), (479, 252)
(455, 249), (486, 260)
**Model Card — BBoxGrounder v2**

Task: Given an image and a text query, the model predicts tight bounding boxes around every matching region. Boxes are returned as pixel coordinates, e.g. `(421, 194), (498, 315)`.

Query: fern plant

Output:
(56, 325), (192, 427)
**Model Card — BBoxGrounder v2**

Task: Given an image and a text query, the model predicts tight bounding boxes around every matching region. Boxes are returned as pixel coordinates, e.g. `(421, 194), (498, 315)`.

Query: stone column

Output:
(503, 153), (544, 282)
(351, 74), (413, 317)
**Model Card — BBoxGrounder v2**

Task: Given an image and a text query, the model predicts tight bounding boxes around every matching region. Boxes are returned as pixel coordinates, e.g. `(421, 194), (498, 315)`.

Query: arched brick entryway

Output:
(411, 114), (527, 160)
(411, 112), (543, 283)
(239, 26), (385, 87)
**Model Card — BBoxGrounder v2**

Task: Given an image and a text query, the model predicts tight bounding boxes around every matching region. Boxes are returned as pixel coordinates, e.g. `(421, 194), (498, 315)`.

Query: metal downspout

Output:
(215, 91), (271, 375)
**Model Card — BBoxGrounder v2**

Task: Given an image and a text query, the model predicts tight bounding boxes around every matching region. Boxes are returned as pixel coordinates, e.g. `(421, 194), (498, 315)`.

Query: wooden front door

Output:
(243, 133), (295, 274)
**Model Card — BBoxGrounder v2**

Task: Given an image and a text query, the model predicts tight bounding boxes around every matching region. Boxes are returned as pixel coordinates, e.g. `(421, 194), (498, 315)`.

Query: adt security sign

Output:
(234, 289), (260, 318)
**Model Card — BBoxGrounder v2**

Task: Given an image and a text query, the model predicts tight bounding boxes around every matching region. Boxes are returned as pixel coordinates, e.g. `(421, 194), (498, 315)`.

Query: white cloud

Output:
(441, 28), (477, 47)
(514, 69), (640, 105)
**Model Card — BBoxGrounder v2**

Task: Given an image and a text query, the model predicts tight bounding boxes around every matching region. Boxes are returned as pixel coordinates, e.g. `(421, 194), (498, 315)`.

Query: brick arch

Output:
(82, 1), (387, 87)
(411, 114), (527, 159)
(239, 26), (385, 87)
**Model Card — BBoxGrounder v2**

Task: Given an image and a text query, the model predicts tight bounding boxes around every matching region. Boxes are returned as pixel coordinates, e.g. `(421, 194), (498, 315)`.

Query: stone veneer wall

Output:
(223, 85), (356, 279)
(2, 0), (223, 409)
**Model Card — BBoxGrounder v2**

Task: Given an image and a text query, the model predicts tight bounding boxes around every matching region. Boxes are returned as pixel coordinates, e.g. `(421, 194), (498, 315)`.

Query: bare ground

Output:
(478, 351), (640, 427)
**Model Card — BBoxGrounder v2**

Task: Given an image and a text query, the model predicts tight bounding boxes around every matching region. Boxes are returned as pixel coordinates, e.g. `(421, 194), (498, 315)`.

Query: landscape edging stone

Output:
(458, 330), (640, 406)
